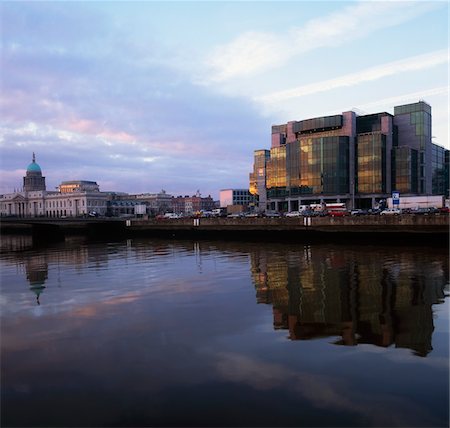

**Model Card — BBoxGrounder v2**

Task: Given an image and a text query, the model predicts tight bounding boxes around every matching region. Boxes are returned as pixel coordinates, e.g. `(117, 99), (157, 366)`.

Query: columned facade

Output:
(0, 156), (109, 217)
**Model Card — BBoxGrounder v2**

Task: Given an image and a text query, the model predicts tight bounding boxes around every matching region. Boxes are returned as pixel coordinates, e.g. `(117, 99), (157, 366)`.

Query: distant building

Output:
(0, 154), (109, 217)
(134, 190), (173, 215)
(58, 180), (100, 193)
(220, 189), (254, 208)
(108, 199), (147, 217)
(172, 192), (215, 215)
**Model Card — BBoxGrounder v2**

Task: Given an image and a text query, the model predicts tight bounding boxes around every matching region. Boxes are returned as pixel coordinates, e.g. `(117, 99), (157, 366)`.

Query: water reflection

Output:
(1, 235), (448, 356)
(25, 257), (48, 305)
(1, 235), (448, 427)
(250, 244), (448, 356)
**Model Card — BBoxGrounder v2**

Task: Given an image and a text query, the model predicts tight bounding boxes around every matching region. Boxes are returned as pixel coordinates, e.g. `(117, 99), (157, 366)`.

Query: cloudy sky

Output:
(1, 0), (448, 198)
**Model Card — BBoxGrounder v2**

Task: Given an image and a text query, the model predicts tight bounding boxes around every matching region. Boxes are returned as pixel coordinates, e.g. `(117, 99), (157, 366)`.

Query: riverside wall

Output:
(1, 216), (448, 245)
(125, 215), (449, 245)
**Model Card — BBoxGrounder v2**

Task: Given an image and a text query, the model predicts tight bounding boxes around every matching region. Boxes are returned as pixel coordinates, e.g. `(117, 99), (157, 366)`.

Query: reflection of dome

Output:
(30, 284), (46, 305)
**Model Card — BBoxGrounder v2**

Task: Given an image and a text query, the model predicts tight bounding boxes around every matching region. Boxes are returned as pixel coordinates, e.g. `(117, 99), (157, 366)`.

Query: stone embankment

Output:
(126, 215), (449, 244)
(1, 215), (448, 244)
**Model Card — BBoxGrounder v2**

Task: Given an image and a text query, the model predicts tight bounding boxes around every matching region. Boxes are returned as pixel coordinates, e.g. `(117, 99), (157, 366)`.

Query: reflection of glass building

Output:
(250, 101), (449, 211)
(250, 245), (447, 356)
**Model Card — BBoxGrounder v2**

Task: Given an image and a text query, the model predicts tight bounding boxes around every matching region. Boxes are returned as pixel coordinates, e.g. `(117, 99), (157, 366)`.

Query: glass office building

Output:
(250, 101), (447, 212)
(394, 102), (432, 194)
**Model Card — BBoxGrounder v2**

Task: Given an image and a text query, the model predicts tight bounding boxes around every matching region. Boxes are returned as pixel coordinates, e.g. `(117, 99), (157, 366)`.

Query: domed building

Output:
(23, 153), (46, 192)
(0, 154), (109, 217)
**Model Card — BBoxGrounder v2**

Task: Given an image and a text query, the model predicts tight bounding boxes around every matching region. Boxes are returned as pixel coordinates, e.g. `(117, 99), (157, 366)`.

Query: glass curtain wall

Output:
(266, 146), (287, 198)
(392, 146), (418, 193)
(299, 136), (349, 195)
(286, 141), (301, 196)
(394, 102), (431, 194)
(357, 133), (386, 194)
(250, 150), (270, 196)
(431, 144), (447, 195)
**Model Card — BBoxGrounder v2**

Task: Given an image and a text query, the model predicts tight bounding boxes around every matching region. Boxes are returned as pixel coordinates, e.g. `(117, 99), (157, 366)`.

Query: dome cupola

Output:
(23, 153), (46, 192)
(26, 153), (42, 174)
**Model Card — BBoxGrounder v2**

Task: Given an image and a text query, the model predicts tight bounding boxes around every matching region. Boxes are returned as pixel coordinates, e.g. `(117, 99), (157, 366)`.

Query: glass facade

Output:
(394, 101), (432, 193)
(298, 136), (349, 195)
(250, 150), (270, 196)
(392, 146), (418, 194)
(266, 146), (287, 198)
(251, 101), (441, 211)
(431, 144), (448, 195)
(293, 115), (343, 134)
(356, 133), (386, 194)
(356, 113), (392, 134)
(286, 141), (300, 189)
(394, 101), (431, 115)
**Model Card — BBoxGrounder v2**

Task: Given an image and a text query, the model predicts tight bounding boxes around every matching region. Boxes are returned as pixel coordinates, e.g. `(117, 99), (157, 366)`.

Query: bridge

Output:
(0, 217), (127, 241)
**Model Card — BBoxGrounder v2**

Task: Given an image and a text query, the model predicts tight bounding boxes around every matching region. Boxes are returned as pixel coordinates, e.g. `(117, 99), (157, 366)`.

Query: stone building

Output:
(0, 155), (109, 217)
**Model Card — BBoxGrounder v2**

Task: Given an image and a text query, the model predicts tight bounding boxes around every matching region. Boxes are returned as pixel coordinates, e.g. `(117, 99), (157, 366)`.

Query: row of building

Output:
(249, 101), (449, 212)
(2, 100), (448, 217)
(0, 154), (216, 218)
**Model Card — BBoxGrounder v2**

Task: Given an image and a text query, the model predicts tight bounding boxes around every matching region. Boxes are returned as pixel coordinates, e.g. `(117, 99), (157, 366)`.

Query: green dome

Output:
(27, 153), (42, 173)
(27, 162), (42, 173)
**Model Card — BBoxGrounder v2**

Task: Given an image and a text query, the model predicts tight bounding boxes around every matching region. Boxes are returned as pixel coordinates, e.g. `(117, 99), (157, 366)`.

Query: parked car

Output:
(264, 212), (281, 218)
(411, 208), (430, 215)
(380, 208), (401, 215)
(351, 209), (368, 216)
(301, 209), (318, 217)
(329, 210), (349, 217)
(285, 211), (301, 217)
(163, 212), (182, 219)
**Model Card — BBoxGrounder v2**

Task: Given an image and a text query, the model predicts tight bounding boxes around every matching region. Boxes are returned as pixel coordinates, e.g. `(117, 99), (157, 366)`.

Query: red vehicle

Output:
(328, 210), (349, 217)
(326, 203), (349, 217)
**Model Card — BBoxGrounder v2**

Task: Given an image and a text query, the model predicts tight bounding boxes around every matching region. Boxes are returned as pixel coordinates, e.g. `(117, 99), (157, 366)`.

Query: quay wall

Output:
(126, 215), (449, 245)
(1, 216), (448, 245)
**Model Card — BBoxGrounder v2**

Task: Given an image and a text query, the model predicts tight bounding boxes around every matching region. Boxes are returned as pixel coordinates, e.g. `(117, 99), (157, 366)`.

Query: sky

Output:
(1, 0), (448, 199)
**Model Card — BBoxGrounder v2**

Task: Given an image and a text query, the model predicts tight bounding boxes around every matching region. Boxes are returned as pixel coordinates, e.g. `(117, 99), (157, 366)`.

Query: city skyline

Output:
(1, 1), (448, 199)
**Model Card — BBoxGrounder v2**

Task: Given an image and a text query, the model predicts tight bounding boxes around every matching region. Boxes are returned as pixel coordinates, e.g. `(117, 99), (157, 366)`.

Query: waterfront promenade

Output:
(1, 215), (448, 243)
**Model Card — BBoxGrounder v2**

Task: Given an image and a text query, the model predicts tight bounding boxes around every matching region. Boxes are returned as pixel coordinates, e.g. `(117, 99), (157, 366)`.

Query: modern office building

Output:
(250, 101), (448, 212)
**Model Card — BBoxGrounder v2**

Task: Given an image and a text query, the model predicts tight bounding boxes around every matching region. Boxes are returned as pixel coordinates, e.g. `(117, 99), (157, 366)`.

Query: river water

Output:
(1, 235), (448, 427)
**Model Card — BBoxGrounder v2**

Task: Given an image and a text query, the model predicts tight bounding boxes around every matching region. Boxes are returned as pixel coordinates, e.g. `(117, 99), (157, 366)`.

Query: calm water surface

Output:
(1, 235), (448, 427)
